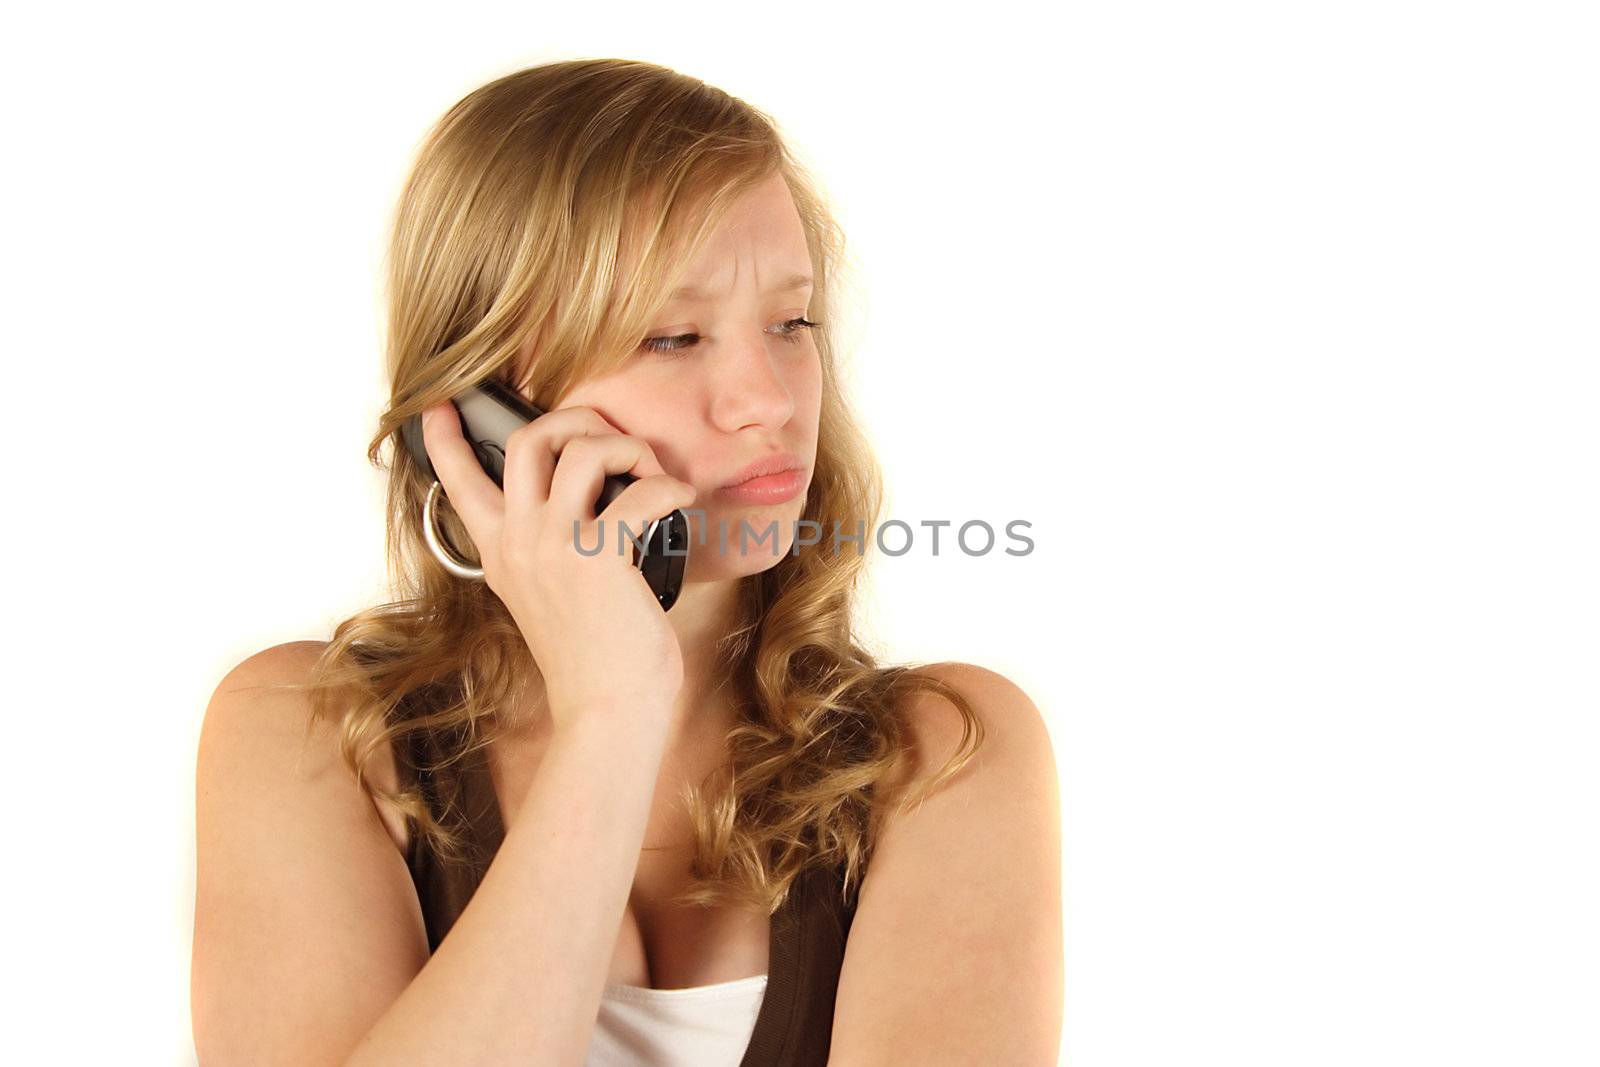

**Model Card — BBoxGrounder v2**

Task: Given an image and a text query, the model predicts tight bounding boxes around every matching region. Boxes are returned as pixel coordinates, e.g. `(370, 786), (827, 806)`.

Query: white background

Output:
(4, 2), (1595, 1064)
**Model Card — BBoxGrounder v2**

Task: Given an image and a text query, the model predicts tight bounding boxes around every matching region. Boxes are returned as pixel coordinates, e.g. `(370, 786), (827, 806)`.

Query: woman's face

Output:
(548, 169), (823, 583)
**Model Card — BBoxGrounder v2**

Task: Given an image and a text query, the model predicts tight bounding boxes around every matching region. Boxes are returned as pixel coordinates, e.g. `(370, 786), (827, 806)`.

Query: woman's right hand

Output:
(417, 397), (697, 733)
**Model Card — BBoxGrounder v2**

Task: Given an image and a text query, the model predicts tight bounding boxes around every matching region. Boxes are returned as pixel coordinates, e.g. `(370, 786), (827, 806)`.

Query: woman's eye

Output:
(638, 317), (821, 356)
(639, 332), (698, 355)
(773, 317), (821, 345)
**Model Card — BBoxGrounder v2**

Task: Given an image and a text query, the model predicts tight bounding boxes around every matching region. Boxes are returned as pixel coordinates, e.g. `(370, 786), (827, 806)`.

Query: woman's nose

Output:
(708, 337), (797, 432)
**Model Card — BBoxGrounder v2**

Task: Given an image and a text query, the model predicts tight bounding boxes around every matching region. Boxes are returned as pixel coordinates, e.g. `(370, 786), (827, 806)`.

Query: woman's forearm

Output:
(342, 704), (672, 1066)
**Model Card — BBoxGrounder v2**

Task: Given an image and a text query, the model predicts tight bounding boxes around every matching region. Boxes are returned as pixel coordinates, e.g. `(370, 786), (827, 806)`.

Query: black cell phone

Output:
(399, 378), (689, 612)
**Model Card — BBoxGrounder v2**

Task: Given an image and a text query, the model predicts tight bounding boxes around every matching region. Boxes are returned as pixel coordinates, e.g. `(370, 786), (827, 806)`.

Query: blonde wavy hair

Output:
(281, 57), (984, 915)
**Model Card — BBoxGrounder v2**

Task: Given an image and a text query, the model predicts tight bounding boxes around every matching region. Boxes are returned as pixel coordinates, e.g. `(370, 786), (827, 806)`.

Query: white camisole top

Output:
(585, 973), (770, 1067)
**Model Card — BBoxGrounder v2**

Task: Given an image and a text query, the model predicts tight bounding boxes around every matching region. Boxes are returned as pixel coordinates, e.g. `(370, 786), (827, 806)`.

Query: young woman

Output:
(192, 57), (1062, 1066)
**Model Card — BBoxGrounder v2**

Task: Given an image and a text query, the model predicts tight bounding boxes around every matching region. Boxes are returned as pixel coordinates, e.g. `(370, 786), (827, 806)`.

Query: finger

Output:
(419, 400), (503, 541)
(501, 406), (619, 535)
(545, 403), (671, 481)
(546, 433), (677, 525)
(598, 475), (698, 552)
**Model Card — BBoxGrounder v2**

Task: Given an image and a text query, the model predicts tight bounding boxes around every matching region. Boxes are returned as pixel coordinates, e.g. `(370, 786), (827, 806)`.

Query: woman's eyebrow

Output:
(671, 272), (813, 300)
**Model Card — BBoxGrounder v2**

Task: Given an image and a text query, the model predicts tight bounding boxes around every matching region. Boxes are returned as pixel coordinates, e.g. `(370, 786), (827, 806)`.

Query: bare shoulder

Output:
(201, 640), (410, 856)
(831, 661), (1063, 1062)
(199, 640), (336, 789)
(203, 640), (334, 754)
(193, 640), (427, 1064)
(893, 660), (1056, 786)
(217, 637), (329, 682)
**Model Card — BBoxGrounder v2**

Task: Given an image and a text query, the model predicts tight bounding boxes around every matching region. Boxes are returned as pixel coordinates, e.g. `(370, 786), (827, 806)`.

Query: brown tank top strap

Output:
(740, 862), (860, 1067)
(392, 723), (504, 953)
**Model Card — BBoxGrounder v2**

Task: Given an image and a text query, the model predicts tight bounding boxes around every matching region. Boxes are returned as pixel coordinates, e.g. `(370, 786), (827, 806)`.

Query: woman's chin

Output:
(675, 506), (808, 581)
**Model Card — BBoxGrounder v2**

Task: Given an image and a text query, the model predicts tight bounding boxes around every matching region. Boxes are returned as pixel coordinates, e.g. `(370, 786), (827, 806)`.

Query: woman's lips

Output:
(712, 467), (806, 505)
